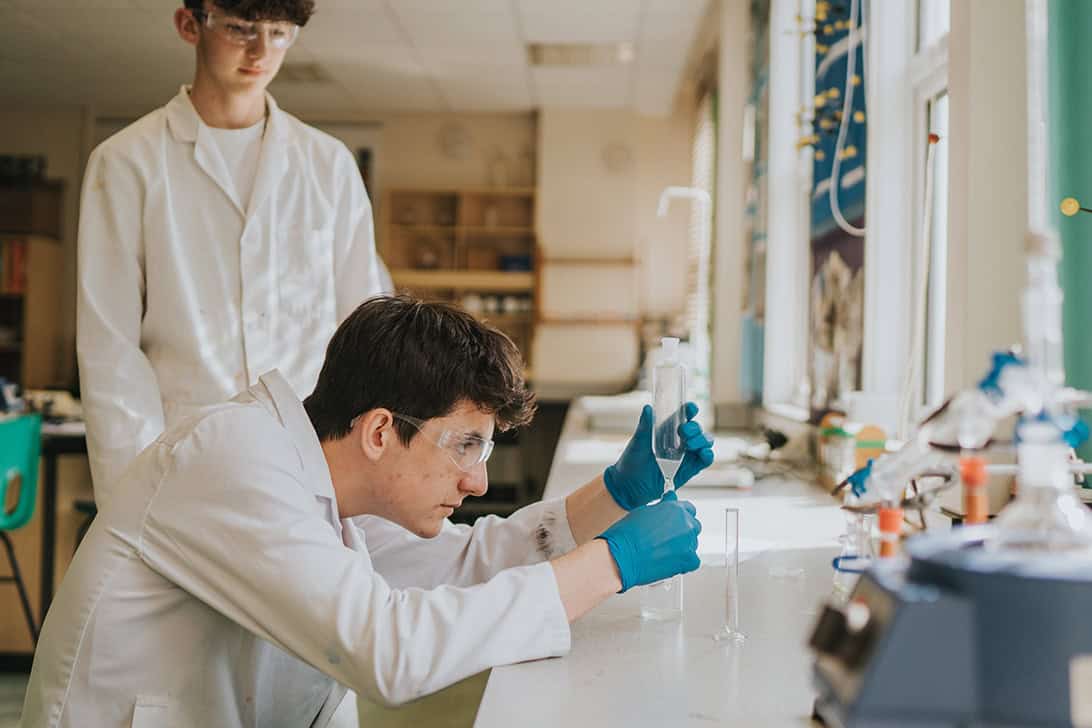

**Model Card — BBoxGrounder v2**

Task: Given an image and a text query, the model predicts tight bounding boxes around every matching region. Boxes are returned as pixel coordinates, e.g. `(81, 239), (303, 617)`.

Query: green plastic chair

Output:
(0, 413), (41, 643)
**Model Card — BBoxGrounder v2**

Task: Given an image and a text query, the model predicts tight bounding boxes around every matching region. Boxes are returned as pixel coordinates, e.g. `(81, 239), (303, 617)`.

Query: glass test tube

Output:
(714, 507), (745, 643)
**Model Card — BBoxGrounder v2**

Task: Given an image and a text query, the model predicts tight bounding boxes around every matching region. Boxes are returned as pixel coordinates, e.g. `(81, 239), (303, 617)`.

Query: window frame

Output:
(760, 0), (813, 416)
(762, 0), (953, 430)
(909, 31), (950, 413)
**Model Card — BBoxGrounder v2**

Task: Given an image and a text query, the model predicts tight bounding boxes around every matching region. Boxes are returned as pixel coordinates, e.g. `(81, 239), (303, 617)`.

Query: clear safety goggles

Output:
(392, 413), (494, 472)
(192, 9), (300, 49)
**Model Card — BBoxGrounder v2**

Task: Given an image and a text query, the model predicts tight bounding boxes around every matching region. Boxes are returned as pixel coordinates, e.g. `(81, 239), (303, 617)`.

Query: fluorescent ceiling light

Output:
(527, 43), (636, 67)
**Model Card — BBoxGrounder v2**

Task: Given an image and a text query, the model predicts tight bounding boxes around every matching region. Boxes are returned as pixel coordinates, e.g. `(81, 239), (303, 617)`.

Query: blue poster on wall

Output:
(808, 1), (867, 418)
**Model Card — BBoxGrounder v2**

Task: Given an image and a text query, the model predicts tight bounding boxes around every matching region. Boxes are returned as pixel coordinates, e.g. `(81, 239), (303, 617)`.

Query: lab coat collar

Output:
(257, 369), (336, 502)
(165, 86), (294, 217)
(165, 85), (290, 144)
(247, 95), (290, 218)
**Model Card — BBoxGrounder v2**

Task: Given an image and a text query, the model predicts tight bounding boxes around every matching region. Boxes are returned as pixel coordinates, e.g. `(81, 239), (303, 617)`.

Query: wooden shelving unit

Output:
(0, 178), (65, 656)
(382, 187), (538, 367)
(0, 180), (65, 390)
(390, 270), (534, 293)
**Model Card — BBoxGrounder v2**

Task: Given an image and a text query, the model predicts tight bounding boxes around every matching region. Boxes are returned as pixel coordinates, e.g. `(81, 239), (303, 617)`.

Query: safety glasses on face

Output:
(191, 9), (300, 49)
(391, 413), (494, 472)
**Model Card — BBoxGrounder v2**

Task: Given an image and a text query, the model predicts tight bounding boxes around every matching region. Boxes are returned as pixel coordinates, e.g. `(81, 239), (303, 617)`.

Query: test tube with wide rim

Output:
(714, 507), (746, 643)
(640, 337), (687, 621)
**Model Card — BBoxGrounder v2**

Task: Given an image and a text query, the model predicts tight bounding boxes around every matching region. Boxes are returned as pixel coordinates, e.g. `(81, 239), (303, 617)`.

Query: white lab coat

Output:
(77, 86), (382, 506)
(22, 370), (574, 728)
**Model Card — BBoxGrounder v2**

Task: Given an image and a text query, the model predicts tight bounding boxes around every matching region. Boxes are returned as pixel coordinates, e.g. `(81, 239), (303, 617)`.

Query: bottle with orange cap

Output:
(877, 505), (903, 558)
(960, 456), (989, 525)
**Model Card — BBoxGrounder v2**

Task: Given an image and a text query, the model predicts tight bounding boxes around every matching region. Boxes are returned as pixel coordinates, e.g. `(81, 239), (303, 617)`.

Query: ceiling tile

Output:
(517, 0), (641, 43)
(0, 11), (67, 64)
(313, 0), (386, 10)
(638, 0), (706, 71)
(427, 65), (526, 89)
(388, 0), (512, 14)
(2, 0), (699, 115)
(265, 82), (363, 115)
(8, 0), (135, 7)
(323, 61), (443, 113)
(303, 7), (404, 46)
(645, 0), (709, 22)
(532, 66), (631, 108)
(633, 69), (679, 117)
(307, 43), (425, 78)
(639, 15), (696, 44)
(120, 0), (182, 7)
(637, 36), (691, 73)
(392, 10), (516, 49)
(439, 78), (532, 112)
(417, 44), (526, 71)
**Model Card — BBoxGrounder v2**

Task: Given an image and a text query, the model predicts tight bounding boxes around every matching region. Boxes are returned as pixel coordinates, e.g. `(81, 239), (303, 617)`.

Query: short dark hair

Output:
(184, 0), (315, 26)
(304, 296), (536, 444)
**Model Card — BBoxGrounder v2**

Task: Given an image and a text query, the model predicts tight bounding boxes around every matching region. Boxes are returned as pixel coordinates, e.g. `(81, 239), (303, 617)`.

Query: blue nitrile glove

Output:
(596, 491), (702, 592)
(603, 402), (715, 510)
(847, 460), (873, 498)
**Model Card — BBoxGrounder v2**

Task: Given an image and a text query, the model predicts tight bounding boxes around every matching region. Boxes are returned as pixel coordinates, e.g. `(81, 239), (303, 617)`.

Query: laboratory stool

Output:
(0, 413), (42, 644)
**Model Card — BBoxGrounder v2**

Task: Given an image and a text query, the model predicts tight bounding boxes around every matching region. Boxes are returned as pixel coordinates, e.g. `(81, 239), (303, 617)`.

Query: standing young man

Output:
(77, 0), (383, 507)
(23, 297), (713, 727)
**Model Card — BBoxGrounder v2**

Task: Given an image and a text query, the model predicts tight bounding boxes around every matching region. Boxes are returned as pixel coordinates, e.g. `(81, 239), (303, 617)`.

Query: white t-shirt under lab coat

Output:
(205, 117), (265, 212)
(22, 370), (575, 728)
(77, 87), (384, 507)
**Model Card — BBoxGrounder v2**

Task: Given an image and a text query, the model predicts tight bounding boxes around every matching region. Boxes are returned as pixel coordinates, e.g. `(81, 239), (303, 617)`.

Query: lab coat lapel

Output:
(165, 86), (246, 218)
(258, 370), (337, 504)
(195, 125), (247, 218)
(247, 93), (291, 219)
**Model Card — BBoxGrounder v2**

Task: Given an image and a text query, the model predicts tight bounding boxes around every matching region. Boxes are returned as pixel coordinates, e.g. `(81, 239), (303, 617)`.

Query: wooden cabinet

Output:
(0, 180), (70, 659)
(0, 182), (65, 389)
(0, 180), (63, 240)
(382, 188), (537, 370)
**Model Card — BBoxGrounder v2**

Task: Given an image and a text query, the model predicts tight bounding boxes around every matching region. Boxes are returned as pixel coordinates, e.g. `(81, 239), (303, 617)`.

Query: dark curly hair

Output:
(304, 296), (537, 444)
(184, 0), (315, 26)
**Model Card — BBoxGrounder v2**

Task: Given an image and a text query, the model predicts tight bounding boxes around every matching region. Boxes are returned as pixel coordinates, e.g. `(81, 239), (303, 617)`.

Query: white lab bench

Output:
(473, 401), (845, 727)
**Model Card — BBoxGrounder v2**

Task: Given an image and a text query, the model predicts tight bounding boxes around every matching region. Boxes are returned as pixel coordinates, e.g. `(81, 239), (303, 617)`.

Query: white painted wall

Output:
(945, 0), (1028, 391)
(362, 112), (537, 191)
(536, 107), (693, 317)
(531, 106), (695, 395)
(711, 0), (750, 418)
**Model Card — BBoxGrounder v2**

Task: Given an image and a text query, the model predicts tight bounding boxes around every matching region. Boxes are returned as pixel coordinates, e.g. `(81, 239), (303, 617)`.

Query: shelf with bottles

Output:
(458, 191), (534, 231)
(382, 187), (538, 370)
(457, 226), (535, 236)
(389, 269), (534, 293)
(381, 188), (536, 260)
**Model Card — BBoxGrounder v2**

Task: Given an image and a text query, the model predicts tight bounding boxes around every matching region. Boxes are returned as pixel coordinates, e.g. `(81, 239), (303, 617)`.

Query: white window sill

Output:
(763, 402), (810, 423)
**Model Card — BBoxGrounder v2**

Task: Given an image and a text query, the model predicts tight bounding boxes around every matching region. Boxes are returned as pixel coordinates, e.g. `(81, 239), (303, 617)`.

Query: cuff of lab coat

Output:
(529, 561), (572, 655)
(535, 498), (578, 560)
